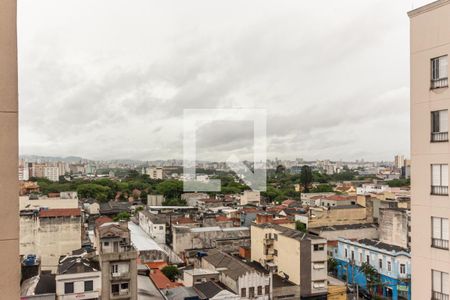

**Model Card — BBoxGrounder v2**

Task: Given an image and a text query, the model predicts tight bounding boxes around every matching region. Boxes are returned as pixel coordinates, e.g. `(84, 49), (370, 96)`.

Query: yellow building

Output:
(251, 223), (328, 298)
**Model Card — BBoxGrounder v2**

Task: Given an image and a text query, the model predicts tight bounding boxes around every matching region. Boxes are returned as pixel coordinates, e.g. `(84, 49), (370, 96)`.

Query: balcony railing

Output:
(431, 186), (448, 196)
(432, 291), (449, 300)
(431, 132), (449, 142)
(432, 238), (449, 250)
(431, 78), (449, 89)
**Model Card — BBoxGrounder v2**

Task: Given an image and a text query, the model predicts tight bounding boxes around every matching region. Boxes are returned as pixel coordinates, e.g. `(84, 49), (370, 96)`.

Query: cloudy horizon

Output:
(18, 0), (434, 162)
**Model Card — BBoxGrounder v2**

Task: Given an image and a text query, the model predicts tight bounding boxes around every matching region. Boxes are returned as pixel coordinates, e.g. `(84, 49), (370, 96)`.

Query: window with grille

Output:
(431, 56), (449, 89)
(432, 217), (449, 250)
(431, 164), (449, 195)
(431, 110), (449, 142)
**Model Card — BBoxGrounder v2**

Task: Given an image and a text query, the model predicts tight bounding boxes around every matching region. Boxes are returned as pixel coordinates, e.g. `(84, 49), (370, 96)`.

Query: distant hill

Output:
(19, 155), (88, 163)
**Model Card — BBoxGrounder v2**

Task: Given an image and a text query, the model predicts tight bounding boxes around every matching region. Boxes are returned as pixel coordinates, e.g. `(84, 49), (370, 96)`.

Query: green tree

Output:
(113, 211), (131, 221)
(295, 221), (307, 232)
(311, 184), (334, 193)
(77, 184), (111, 202)
(161, 265), (180, 281)
(360, 262), (381, 296)
(156, 180), (183, 199)
(300, 165), (313, 193)
(162, 198), (187, 206)
(328, 257), (338, 275)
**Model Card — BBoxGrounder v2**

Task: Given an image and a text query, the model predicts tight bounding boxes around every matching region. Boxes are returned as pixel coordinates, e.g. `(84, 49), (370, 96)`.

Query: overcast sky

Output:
(17, 0), (435, 162)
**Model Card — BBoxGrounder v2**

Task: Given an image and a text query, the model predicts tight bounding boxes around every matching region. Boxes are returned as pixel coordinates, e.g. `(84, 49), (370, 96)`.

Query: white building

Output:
(44, 166), (60, 182)
(138, 210), (166, 244)
(356, 183), (390, 195)
(56, 255), (101, 300)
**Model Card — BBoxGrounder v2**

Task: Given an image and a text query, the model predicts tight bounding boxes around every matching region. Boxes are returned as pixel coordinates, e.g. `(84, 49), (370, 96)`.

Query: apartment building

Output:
(251, 223), (328, 299)
(20, 208), (82, 271)
(56, 254), (102, 299)
(95, 221), (138, 300)
(409, 1), (450, 299)
(0, 1), (19, 295)
(143, 167), (164, 179)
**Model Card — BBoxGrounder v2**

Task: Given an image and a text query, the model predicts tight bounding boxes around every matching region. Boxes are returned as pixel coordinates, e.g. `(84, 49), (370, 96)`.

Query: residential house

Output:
(335, 238), (411, 300)
(55, 254), (101, 300)
(138, 210), (167, 244)
(201, 249), (272, 300)
(251, 223), (328, 299)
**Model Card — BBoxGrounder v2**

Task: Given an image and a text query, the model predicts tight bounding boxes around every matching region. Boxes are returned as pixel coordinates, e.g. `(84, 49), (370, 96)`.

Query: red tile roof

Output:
(282, 199), (297, 206)
(174, 217), (196, 224)
(215, 216), (232, 222)
(150, 269), (183, 289)
(324, 195), (356, 201)
(39, 208), (81, 218)
(95, 216), (113, 227)
(146, 261), (168, 270)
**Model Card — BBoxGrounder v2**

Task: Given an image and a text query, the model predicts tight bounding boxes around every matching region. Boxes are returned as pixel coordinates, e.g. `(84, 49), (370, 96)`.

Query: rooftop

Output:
(194, 281), (228, 299)
(183, 268), (219, 276)
(339, 238), (410, 255)
(39, 208), (81, 218)
(408, 0), (450, 17)
(203, 249), (267, 280)
(58, 256), (99, 275)
(253, 223), (324, 241)
(150, 269), (183, 289)
(128, 222), (166, 253)
(310, 223), (378, 232)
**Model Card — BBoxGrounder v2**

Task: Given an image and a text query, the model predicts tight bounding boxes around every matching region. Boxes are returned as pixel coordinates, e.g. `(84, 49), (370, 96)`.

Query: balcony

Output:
(432, 291), (449, 300)
(431, 186), (448, 196)
(111, 271), (131, 280)
(432, 238), (449, 250)
(431, 132), (449, 142)
(431, 78), (449, 89)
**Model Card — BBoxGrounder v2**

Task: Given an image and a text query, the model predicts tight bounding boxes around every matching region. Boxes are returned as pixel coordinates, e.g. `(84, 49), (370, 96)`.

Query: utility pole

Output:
(351, 259), (359, 300)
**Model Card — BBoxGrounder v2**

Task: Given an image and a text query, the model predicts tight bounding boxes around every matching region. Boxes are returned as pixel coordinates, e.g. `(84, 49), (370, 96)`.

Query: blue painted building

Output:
(334, 238), (411, 300)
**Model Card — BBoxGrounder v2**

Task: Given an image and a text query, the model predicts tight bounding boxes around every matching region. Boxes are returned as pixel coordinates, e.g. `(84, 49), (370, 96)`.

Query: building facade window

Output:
(265, 285), (270, 294)
(378, 258), (383, 269)
(400, 264), (406, 275)
(431, 164), (449, 195)
(366, 255), (370, 264)
(432, 110), (449, 142)
(351, 250), (355, 261)
(84, 280), (93, 292)
(257, 286), (262, 295)
(387, 261), (391, 272)
(344, 249), (348, 258)
(64, 282), (74, 294)
(314, 244), (325, 251)
(431, 55), (448, 89)
(432, 217), (449, 250)
(249, 287), (255, 298)
(241, 288), (246, 297)
(432, 270), (449, 300)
